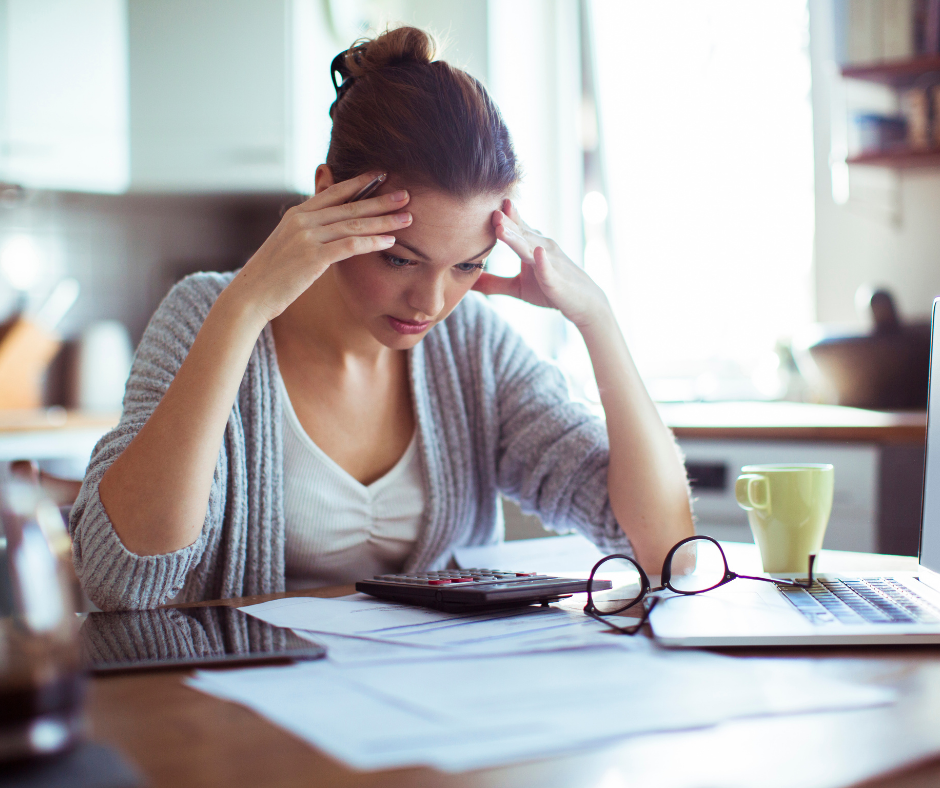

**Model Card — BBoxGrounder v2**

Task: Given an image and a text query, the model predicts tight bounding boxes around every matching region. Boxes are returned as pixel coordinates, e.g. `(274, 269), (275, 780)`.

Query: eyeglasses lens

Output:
(667, 538), (726, 593)
(589, 557), (645, 615)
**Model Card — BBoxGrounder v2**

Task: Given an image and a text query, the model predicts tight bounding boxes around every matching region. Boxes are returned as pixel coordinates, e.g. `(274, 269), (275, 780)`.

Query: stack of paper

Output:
(238, 594), (639, 662)
(185, 591), (898, 771)
(188, 646), (895, 772)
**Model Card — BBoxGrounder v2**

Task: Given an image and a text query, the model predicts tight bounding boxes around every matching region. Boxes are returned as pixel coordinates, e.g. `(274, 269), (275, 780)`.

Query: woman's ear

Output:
(314, 164), (336, 195)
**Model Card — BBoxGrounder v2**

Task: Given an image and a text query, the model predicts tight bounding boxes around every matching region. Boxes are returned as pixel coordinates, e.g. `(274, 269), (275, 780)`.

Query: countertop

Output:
(0, 408), (119, 433)
(658, 401), (927, 443)
(0, 409), (119, 462)
(0, 402), (926, 452)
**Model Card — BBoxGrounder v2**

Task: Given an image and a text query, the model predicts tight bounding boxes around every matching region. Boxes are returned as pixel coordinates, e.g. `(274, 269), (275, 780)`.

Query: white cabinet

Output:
(680, 440), (880, 553)
(0, 0), (339, 194)
(0, 0), (129, 192)
(127, 0), (336, 193)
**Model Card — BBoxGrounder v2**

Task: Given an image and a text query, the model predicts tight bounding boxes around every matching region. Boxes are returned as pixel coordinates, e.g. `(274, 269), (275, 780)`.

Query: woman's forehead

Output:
(409, 189), (501, 225)
(384, 185), (503, 260)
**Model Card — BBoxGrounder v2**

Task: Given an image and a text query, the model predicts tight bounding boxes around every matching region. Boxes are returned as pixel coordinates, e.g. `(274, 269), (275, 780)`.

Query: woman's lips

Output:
(387, 316), (433, 335)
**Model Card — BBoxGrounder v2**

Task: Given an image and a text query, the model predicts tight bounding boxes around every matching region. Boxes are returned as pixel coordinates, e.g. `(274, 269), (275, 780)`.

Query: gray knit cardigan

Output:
(69, 273), (633, 611)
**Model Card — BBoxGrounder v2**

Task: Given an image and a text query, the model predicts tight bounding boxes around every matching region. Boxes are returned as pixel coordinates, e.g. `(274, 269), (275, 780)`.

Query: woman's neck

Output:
(272, 268), (395, 371)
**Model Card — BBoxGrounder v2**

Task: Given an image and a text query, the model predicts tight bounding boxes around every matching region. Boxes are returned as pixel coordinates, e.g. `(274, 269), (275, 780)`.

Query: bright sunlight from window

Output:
(589, 0), (815, 401)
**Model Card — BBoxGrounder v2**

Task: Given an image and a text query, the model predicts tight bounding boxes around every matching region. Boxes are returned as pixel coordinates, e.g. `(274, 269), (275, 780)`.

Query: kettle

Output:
(797, 289), (931, 410)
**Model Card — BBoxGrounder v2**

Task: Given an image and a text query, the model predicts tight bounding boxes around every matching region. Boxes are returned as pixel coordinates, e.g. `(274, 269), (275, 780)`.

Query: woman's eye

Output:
(382, 253), (412, 268)
(455, 261), (486, 274)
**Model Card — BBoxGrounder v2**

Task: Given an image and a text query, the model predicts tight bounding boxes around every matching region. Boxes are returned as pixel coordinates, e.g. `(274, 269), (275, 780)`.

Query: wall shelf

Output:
(839, 57), (940, 170)
(842, 56), (940, 88)
(846, 148), (940, 168)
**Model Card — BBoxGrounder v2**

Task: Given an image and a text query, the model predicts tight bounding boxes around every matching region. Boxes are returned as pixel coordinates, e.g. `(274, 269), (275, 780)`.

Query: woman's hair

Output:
(326, 26), (519, 198)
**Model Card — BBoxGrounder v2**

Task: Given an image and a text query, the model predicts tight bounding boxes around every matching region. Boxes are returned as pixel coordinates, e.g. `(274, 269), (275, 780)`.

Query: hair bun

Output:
(327, 24), (519, 198)
(343, 26), (436, 78)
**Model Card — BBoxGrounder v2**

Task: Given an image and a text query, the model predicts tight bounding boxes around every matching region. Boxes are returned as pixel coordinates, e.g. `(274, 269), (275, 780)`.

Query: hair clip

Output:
(330, 52), (355, 101)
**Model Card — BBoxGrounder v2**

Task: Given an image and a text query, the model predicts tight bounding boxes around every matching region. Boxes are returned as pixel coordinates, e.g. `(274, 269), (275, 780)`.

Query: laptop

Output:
(650, 296), (940, 647)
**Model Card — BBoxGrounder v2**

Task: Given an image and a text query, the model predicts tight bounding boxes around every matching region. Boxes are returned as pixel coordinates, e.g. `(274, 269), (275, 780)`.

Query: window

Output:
(587, 0), (815, 401)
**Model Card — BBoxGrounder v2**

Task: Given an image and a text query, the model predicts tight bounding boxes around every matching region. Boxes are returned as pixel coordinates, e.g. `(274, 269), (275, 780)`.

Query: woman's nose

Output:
(408, 274), (447, 318)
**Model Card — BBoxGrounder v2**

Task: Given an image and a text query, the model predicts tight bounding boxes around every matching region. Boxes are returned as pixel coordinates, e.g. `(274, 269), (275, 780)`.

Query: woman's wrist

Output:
(215, 275), (273, 339)
(572, 293), (616, 337)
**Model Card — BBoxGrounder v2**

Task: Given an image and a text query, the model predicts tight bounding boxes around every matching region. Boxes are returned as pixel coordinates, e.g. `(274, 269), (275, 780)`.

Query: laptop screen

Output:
(920, 298), (940, 572)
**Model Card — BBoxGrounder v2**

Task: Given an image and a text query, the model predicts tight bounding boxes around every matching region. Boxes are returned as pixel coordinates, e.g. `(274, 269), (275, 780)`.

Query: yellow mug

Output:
(734, 463), (834, 574)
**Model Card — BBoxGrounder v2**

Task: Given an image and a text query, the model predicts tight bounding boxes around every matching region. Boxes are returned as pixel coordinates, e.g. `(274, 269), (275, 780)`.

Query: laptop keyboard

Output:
(779, 578), (940, 625)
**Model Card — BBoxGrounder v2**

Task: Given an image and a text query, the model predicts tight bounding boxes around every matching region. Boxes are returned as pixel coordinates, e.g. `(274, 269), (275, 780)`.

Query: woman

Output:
(70, 27), (694, 611)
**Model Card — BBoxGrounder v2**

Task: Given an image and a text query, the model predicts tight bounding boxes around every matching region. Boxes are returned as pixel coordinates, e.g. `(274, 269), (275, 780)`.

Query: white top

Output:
(278, 375), (426, 590)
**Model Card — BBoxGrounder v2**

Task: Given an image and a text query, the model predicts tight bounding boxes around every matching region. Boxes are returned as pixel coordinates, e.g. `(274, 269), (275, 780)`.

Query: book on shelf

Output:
(884, 0), (916, 58)
(923, 0), (940, 54)
(844, 0), (940, 63)
(932, 86), (940, 146)
(902, 89), (931, 149)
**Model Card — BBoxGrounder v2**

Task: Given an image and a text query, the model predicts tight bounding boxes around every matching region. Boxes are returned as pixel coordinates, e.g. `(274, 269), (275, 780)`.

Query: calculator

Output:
(355, 568), (611, 613)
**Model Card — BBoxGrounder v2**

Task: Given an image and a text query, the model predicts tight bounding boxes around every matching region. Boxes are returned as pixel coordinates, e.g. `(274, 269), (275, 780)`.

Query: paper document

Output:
(454, 534), (606, 576)
(188, 648), (896, 772)
(240, 595), (632, 658)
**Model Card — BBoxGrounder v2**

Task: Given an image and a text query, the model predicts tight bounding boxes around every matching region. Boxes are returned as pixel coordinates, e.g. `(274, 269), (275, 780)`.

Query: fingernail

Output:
(390, 190), (408, 202)
(395, 212), (412, 224)
(379, 236), (396, 246)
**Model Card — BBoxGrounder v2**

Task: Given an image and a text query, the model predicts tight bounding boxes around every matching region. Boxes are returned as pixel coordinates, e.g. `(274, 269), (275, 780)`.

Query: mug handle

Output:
(735, 474), (771, 512)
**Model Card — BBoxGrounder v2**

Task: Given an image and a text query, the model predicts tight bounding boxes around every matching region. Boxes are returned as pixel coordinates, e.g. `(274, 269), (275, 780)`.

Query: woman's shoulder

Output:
(129, 271), (238, 367)
(162, 271), (237, 315)
(145, 271), (237, 335)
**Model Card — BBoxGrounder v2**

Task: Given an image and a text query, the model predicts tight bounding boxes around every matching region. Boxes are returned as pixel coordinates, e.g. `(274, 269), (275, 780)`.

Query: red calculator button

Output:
(515, 572), (536, 577)
(428, 579), (452, 585)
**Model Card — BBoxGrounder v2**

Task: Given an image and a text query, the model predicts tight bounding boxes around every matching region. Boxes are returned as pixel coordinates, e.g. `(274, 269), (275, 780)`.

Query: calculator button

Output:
(428, 579), (452, 585)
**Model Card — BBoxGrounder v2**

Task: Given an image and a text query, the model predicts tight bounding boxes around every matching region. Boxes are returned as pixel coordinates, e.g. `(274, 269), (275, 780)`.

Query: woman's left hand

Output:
(472, 199), (609, 329)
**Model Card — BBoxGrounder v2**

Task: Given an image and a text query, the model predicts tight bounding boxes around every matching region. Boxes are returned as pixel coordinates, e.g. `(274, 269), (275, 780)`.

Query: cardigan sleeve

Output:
(68, 274), (233, 611)
(482, 303), (636, 555)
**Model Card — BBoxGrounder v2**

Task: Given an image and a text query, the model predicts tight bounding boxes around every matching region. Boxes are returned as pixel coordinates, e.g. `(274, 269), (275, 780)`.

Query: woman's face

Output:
(330, 182), (502, 350)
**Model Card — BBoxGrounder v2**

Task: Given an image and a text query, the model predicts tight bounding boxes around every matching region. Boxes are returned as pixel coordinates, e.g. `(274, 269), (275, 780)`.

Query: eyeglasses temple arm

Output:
(789, 554), (817, 588)
(730, 554), (818, 589)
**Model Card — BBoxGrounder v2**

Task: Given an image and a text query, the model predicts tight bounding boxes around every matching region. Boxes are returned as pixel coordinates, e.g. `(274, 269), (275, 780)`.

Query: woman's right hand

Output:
(227, 172), (412, 327)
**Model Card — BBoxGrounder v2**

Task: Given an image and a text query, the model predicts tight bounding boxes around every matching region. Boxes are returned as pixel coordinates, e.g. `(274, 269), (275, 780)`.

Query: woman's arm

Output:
(473, 200), (694, 571)
(576, 309), (694, 569)
(97, 291), (266, 555)
(98, 172), (410, 556)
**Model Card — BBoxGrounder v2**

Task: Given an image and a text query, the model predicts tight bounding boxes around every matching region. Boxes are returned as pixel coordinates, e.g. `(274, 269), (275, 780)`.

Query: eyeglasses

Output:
(584, 535), (817, 635)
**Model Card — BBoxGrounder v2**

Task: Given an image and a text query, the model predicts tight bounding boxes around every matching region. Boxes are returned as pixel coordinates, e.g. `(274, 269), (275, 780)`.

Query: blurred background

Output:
(1, 0), (939, 553)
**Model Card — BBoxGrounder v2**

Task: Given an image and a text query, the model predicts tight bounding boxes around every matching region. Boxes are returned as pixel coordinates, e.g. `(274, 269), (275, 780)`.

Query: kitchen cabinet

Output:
(0, 0), (340, 194)
(127, 0), (336, 193)
(681, 439), (880, 553)
(659, 401), (927, 555)
(0, 0), (129, 192)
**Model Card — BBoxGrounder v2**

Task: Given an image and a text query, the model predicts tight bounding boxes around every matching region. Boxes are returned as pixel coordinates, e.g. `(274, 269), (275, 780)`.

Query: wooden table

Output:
(88, 546), (940, 788)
